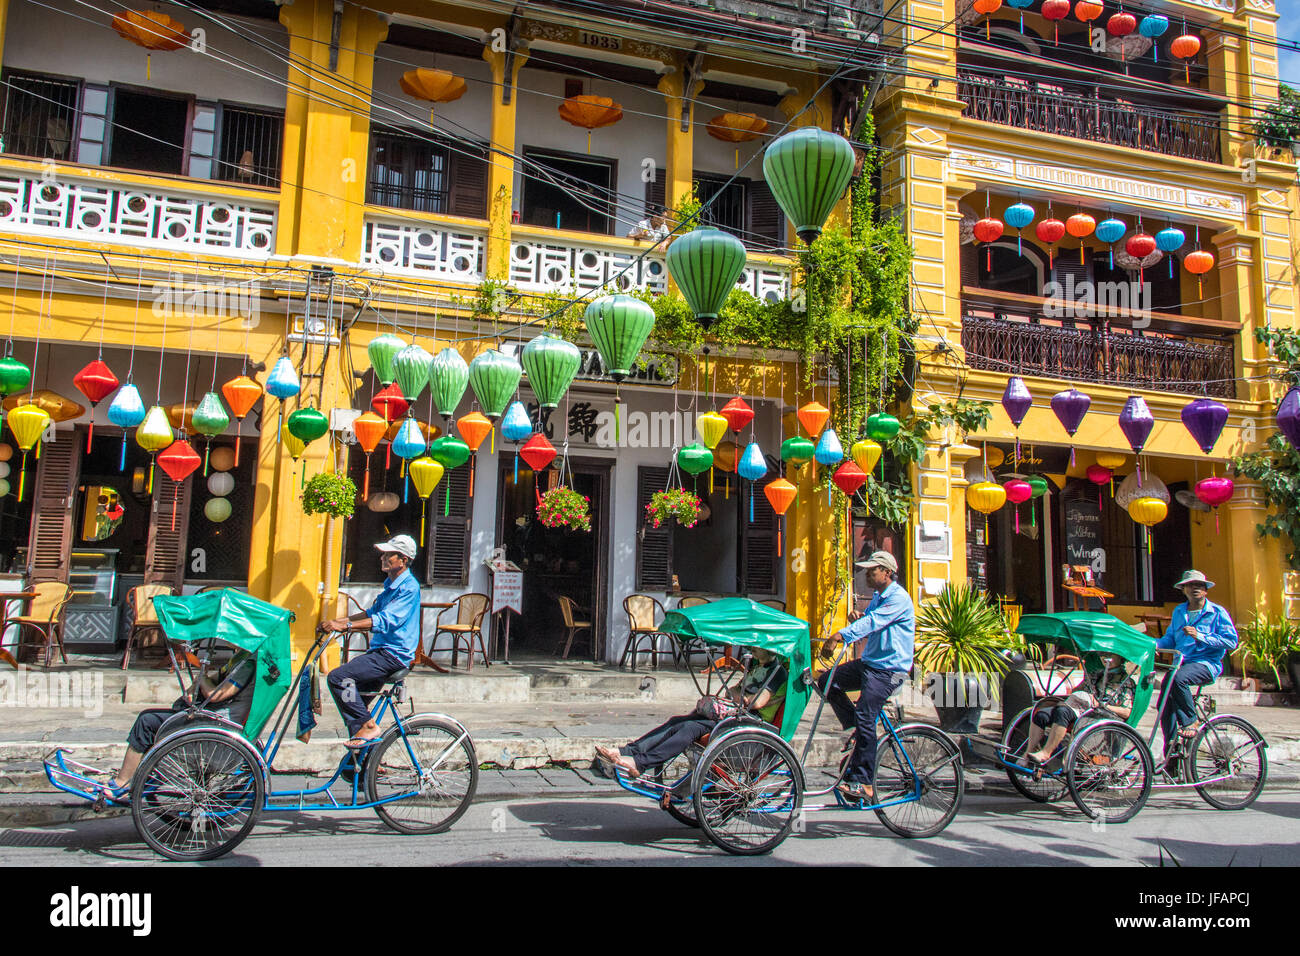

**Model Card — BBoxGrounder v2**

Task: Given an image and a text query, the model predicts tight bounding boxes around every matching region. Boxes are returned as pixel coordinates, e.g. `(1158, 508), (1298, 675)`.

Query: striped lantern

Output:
(761, 127), (855, 244)
(665, 227), (748, 328)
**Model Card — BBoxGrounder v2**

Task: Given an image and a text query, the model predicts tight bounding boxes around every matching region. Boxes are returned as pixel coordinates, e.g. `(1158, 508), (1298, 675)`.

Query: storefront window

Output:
(182, 446), (256, 583)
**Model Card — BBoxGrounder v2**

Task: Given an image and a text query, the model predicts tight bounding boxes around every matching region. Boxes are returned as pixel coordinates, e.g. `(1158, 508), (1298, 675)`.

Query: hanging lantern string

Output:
(5, 247), (20, 354)
(96, 252), (111, 361)
(155, 269), (170, 404)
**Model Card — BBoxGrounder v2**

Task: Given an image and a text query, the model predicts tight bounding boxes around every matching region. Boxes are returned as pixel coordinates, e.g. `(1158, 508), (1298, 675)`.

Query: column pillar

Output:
(1210, 231), (1257, 391)
(1222, 479), (1287, 618)
(657, 60), (702, 218)
(482, 42), (529, 280)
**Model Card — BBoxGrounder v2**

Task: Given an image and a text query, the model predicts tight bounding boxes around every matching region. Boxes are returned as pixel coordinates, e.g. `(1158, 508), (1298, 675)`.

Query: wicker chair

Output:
(758, 598), (786, 612)
(432, 593), (492, 670)
(337, 593), (370, 662)
(1, 582), (73, 668)
(673, 596), (711, 664)
(620, 594), (675, 671)
(555, 595), (595, 661)
(121, 584), (175, 669)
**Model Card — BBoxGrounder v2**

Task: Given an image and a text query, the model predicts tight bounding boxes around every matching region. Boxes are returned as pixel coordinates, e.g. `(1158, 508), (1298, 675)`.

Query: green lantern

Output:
(762, 127), (855, 244)
(521, 334), (581, 411)
(781, 435), (815, 465)
(678, 442), (714, 476)
(468, 349), (522, 420)
(665, 227), (747, 329)
(429, 435), (471, 469)
(286, 406), (330, 444)
(191, 391), (230, 475)
(392, 343), (432, 403)
(0, 356), (31, 397)
(429, 347), (469, 422)
(367, 333), (406, 386)
(1027, 475), (1049, 499)
(584, 294), (655, 381)
(865, 412), (901, 442)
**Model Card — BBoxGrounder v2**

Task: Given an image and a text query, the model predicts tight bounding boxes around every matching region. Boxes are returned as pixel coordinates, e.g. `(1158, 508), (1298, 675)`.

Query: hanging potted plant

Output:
(915, 584), (1017, 735)
(301, 472), (358, 519)
(537, 486), (591, 532)
(645, 487), (702, 529)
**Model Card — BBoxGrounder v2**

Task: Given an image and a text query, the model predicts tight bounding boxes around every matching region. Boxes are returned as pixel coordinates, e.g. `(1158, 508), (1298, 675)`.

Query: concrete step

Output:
(125, 672), (532, 705)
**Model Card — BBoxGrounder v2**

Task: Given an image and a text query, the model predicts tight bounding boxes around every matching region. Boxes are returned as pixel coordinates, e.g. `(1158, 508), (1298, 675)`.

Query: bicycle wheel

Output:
(1185, 716), (1267, 810)
(692, 730), (803, 856)
(1001, 707), (1068, 803)
(873, 726), (964, 838)
(367, 716), (478, 834)
(1065, 721), (1152, 824)
(131, 730), (264, 862)
(648, 748), (699, 828)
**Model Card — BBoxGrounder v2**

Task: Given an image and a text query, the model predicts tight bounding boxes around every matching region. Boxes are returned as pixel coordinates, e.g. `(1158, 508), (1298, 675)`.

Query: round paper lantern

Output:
(207, 470), (235, 497)
(1125, 232), (1156, 259)
(973, 0), (1001, 13)
(519, 433), (556, 473)
(204, 497), (232, 523)
(1128, 496), (1167, 527)
(585, 294), (656, 384)
(392, 343), (433, 403)
(1066, 212), (1096, 265)
(1118, 395), (1154, 457)
(0, 443), (13, 462)
(1195, 475), (1234, 532)
(1277, 387), (1300, 449)
(833, 461), (867, 496)
(706, 111), (769, 143)
(1006, 0), (1034, 31)
(1087, 464), (1112, 486)
(1027, 475), (1049, 499)
(1184, 249), (1215, 298)
(1074, 0), (1102, 21)
(814, 428), (844, 466)
(428, 347), (470, 422)
(399, 67), (467, 106)
(502, 401), (534, 443)
(967, 482), (1007, 532)
(720, 397), (755, 434)
(266, 356), (300, 400)
(985, 445), (1006, 468)
(367, 333), (406, 386)
(738, 442), (767, 481)
(1004, 202), (1035, 256)
(209, 446), (236, 473)
(0, 461), (8, 479)
(666, 228), (748, 327)
(1180, 397), (1228, 454)
(851, 438), (883, 475)
(1004, 478), (1032, 504)
(0, 478), (9, 496)
(761, 127), (855, 244)
(367, 491), (400, 513)
(865, 412), (901, 442)
(522, 334), (581, 410)
(1041, 0), (1071, 42)
(697, 411), (729, 451)
(1155, 226), (1185, 255)
(391, 418), (427, 461)
(797, 401), (830, 439)
(973, 217), (1004, 244)
(468, 349), (522, 420)
(1116, 470), (1169, 508)
(1095, 217), (1126, 267)
(1170, 32), (1201, 79)
(678, 443), (714, 476)
(1107, 12), (1136, 36)
(287, 406), (329, 445)
(456, 411), (493, 453)
(781, 435), (814, 465)
(371, 383), (409, 422)
(559, 94), (623, 151)
(1095, 451), (1127, 470)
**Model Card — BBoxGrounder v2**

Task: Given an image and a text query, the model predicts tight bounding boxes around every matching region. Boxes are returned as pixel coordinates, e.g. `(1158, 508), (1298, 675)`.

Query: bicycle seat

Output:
(385, 668), (410, 684)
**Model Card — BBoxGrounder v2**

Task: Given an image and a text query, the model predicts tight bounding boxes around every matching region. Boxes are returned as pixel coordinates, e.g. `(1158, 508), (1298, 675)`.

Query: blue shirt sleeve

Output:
(368, 581), (419, 639)
(1201, 605), (1238, 650)
(839, 588), (910, 644)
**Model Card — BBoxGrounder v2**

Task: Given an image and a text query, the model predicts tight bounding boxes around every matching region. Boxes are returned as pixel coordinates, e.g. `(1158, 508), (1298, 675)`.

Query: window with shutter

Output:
(447, 141), (489, 219)
(428, 464), (470, 586)
(644, 176), (665, 217)
(145, 472), (192, 590)
(748, 178), (785, 251)
(27, 437), (81, 583)
(740, 481), (777, 595)
(636, 466), (672, 590)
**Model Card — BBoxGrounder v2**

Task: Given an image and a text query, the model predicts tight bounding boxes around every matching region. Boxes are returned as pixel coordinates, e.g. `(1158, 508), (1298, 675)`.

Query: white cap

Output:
(1174, 569), (1214, 590)
(856, 550), (898, 574)
(374, 534), (418, 560)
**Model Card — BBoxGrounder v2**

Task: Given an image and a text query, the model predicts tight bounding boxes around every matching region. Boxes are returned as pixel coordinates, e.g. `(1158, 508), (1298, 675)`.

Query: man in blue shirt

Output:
(1155, 570), (1237, 765)
(818, 550), (915, 803)
(322, 534), (422, 748)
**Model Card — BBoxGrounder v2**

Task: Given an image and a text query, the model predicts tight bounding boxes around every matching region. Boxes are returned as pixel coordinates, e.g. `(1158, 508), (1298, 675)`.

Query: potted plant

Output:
(536, 486), (591, 532)
(301, 472), (358, 519)
(645, 488), (702, 529)
(1233, 613), (1298, 692)
(915, 584), (1016, 734)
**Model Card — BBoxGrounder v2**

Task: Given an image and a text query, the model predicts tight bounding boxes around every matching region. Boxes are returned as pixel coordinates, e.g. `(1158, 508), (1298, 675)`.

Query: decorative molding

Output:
(362, 217), (486, 282)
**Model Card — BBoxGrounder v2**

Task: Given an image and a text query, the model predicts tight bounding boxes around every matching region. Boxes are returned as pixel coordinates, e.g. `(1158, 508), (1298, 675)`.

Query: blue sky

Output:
(1278, 0), (1300, 86)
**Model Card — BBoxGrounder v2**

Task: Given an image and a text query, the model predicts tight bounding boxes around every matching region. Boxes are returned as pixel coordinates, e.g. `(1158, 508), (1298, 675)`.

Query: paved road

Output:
(1, 785), (1296, 866)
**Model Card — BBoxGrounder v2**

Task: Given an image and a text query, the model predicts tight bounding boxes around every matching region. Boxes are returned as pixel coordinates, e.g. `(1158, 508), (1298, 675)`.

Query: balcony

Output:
(960, 288), (1236, 399)
(362, 211), (487, 284)
(957, 69), (1223, 164)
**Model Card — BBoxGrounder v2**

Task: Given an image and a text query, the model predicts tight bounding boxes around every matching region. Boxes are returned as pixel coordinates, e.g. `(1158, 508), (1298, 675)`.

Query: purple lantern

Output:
(1051, 387), (1091, 467)
(1002, 376), (1033, 464)
(1279, 386), (1300, 450)
(1119, 395), (1155, 484)
(1180, 397), (1228, 455)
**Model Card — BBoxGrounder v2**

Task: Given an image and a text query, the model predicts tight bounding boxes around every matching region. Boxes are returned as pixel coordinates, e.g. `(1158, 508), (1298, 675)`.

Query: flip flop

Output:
(1178, 724), (1200, 739)
(836, 782), (873, 804)
(344, 735), (382, 750)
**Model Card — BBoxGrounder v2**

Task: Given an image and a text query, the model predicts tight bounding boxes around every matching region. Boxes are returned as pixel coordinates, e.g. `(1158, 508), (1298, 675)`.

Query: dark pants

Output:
(1032, 705), (1076, 731)
(621, 714), (715, 773)
(818, 660), (906, 785)
(127, 705), (179, 754)
(1157, 661), (1214, 751)
(327, 649), (405, 735)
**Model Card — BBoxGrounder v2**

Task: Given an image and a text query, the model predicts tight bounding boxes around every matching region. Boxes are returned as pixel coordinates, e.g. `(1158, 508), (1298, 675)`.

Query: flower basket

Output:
(536, 486), (591, 532)
(645, 488), (701, 529)
(301, 472), (358, 519)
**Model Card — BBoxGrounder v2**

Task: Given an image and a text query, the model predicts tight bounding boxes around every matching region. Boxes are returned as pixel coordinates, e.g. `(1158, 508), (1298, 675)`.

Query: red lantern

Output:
(371, 383), (409, 422)
(764, 478), (798, 556)
(1041, 0), (1071, 43)
(1074, 0), (1103, 22)
(720, 397), (754, 434)
(1125, 233), (1156, 258)
(1170, 33), (1201, 81)
(519, 433), (556, 473)
(1107, 12), (1135, 36)
(73, 360), (120, 453)
(1035, 218), (1066, 267)
(221, 374), (262, 467)
(157, 439), (201, 531)
(1184, 249), (1215, 299)
(833, 461), (868, 497)
(974, 217), (1004, 270)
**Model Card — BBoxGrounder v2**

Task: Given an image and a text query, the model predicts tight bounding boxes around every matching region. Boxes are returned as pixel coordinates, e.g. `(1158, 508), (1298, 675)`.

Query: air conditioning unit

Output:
(331, 408), (361, 443)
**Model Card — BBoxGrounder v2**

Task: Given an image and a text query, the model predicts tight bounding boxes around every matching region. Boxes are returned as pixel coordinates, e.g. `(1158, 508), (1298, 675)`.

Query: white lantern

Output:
(204, 497), (232, 523)
(367, 491), (400, 513)
(207, 471), (235, 497)
(0, 461), (11, 479)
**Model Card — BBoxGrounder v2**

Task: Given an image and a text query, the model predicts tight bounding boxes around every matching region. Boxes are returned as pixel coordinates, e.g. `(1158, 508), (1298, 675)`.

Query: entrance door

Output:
(495, 457), (610, 660)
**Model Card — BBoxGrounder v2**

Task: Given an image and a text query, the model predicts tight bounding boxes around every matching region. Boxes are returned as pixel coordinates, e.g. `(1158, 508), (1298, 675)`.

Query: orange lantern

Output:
(456, 411), (493, 497)
(559, 95), (623, 152)
(1065, 212), (1096, 265)
(764, 478), (798, 556)
(705, 112), (769, 168)
(714, 439), (738, 500)
(353, 411), (388, 500)
(1170, 33), (1201, 81)
(384, 419), (438, 444)
(797, 402), (830, 439)
(972, 0), (1001, 38)
(1074, 0), (1103, 22)
(398, 68), (467, 109)
(164, 401), (199, 432)
(1184, 248), (1215, 299)
(111, 10), (188, 79)
(2, 389), (85, 423)
(221, 374), (262, 467)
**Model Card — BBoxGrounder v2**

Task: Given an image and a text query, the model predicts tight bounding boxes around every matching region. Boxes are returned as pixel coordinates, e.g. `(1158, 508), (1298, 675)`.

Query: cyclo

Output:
(992, 612), (1267, 822)
(45, 588), (478, 861)
(604, 598), (964, 855)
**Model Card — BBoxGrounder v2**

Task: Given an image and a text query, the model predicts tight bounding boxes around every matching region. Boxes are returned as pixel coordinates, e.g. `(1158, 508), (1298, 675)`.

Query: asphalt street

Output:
(1, 784), (1296, 866)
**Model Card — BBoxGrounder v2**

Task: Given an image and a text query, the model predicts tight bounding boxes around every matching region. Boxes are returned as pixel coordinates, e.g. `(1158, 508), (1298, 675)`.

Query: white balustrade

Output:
(0, 172), (275, 255)
(362, 216), (486, 281)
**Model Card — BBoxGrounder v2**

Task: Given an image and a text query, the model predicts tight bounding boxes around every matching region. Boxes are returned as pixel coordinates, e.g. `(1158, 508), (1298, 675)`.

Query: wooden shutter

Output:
(740, 480), (777, 595)
(636, 466), (671, 590)
(644, 176), (665, 217)
(447, 141), (489, 219)
(748, 178), (785, 249)
(429, 463), (470, 586)
(27, 436), (82, 583)
(145, 471), (192, 589)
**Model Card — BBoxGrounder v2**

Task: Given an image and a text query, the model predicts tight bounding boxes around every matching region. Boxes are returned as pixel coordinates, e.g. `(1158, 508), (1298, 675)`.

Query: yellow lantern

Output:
(280, 422), (306, 460)
(1128, 495), (1167, 555)
(850, 438), (883, 475)
(1096, 451), (1127, 470)
(8, 403), (50, 502)
(984, 446), (1005, 469)
(696, 411), (729, 450)
(409, 456), (445, 545)
(135, 405), (174, 494)
(967, 480), (1007, 537)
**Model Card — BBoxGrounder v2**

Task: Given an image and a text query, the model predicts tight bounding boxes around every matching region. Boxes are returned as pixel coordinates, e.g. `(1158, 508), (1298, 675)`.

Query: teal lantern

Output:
(468, 349), (522, 420)
(367, 333), (406, 386)
(392, 343), (433, 403)
(286, 406), (330, 444)
(429, 347), (469, 423)
(762, 127), (855, 244)
(781, 435), (815, 465)
(521, 334), (581, 425)
(665, 227), (747, 329)
(392, 417), (426, 460)
(677, 442), (714, 476)
(813, 428), (844, 466)
(191, 391), (230, 475)
(584, 294), (655, 381)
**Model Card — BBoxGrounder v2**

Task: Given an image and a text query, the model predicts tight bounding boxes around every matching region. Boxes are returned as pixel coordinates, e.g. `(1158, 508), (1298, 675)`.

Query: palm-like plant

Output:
(1234, 613), (1299, 689)
(915, 584), (1015, 678)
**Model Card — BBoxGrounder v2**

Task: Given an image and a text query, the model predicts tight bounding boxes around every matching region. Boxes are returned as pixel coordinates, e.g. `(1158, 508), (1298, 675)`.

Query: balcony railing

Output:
(961, 288), (1236, 398)
(362, 214), (487, 283)
(957, 70), (1223, 164)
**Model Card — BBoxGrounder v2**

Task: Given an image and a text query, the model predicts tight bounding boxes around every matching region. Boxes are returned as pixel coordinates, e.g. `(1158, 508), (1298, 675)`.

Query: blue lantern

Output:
(1139, 14), (1169, 60)
(108, 382), (146, 471)
(501, 400), (534, 482)
(1156, 226), (1185, 277)
(1004, 202), (1035, 257)
(738, 441), (767, 523)
(814, 428), (844, 465)
(1095, 218), (1127, 268)
(266, 356), (300, 399)
(1006, 0), (1033, 32)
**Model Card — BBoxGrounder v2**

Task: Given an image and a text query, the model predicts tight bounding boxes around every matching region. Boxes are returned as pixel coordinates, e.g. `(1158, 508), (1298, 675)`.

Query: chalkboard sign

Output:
(1064, 493), (1103, 570)
(967, 509), (988, 592)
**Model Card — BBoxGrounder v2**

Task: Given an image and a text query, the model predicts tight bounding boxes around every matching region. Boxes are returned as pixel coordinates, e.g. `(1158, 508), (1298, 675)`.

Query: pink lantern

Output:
(1195, 475), (1233, 533)
(1086, 463), (1112, 508)
(1004, 478), (1032, 533)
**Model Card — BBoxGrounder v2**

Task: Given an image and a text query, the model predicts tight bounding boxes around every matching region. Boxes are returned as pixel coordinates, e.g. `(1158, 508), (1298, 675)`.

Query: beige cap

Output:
(856, 550), (898, 574)
(1174, 569), (1214, 590)
(374, 534), (418, 560)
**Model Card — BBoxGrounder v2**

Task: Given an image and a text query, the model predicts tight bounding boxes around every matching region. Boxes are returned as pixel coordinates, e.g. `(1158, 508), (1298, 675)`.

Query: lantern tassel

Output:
(469, 455), (475, 497)
(777, 522), (782, 557)
(203, 442), (210, 477)
(513, 451), (519, 484)
(171, 487), (179, 532)
(1080, 242), (1086, 266)
(17, 452), (26, 502)
(709, 468), (714, 494)
(420, 508), (427, 547)
(363, 458), (371, 500)
(1070, 446), (1076, 468)
(725, 476), (730, 500)
(403, 472), (408, 503)
(386, 441), (392, 469)
(147, 461), (154, 495)
(86, 420), (94, 455)
(750, 490), (754, 523)
(1215, 510), (1220, 534)
(444, 480), (450, 517)
(490, 429), (495, 455)
(119, 435), (127, 472)
(1014, 505), (1020, 535)
(234, 421), (242, 467)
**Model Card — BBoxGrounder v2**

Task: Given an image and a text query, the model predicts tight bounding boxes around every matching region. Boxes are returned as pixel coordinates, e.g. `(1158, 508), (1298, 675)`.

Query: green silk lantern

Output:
(367, 333), (406, 386)
(429, 347), (469, 423)
(0, 357), (31, 423)
(392, 343), (433, 403)
(665, 227), (747, 329)
(286, 406), (330, 445)
(468, 349), (522, 421)
(429, 435), (471, 516)
(191, 391), (230, 475)
(1027, 473), (1049, 530)
(781, 435), (815, 465)
(678, 442), (714, 480)
(521, 334), (581, 426)
(761, 126), (855, 244)
(864, 413), (900, 479)
(584, 294), (655, 381)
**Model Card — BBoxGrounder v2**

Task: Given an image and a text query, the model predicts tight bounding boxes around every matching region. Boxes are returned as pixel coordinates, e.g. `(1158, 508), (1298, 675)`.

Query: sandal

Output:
(1178, 723), (1201, 739)
(836, 782), (874, 804)
(344, 735), (382, 750)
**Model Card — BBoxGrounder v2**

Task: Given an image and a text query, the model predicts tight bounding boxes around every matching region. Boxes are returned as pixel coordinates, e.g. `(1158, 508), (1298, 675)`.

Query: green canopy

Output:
(153, 589), (294, 741)
(659, 598), (810, 741)
(1015, 612), (1158, 725)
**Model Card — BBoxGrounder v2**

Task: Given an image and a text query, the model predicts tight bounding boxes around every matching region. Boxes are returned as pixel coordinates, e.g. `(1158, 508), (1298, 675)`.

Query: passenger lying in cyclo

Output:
(1024, 652), (1136, 770)
(595, 648), (787, 794)
(96, 648), (256, 799)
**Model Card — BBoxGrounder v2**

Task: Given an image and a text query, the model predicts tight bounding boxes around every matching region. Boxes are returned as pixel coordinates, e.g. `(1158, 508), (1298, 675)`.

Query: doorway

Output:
(495, 457), (610, 661)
